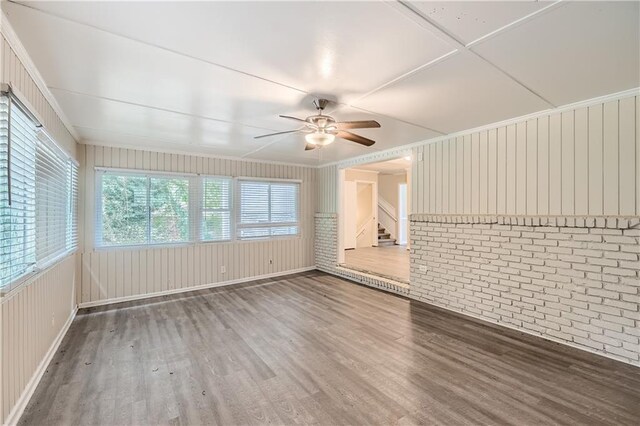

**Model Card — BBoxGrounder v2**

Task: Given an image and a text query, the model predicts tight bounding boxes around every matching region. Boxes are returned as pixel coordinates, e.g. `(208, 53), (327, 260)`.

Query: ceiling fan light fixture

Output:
(305, 131), (335, 146)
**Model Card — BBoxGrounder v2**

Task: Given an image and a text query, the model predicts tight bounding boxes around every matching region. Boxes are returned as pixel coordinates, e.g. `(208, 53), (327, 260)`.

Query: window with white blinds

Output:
(95, 172), (301, 247)
(97, 170), (194, 247)
(201, 177), (231, 241)
(237, 180), (299, 239)
(0, 92), (78, 292)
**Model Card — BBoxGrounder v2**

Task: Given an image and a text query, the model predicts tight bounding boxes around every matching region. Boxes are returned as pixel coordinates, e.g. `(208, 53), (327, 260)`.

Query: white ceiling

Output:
(4, 1), (639, 166)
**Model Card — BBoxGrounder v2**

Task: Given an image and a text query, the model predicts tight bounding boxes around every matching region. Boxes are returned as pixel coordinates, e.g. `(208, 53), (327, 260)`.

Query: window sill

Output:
(0, 250), (77, 301)
(93, 235), (304, 251)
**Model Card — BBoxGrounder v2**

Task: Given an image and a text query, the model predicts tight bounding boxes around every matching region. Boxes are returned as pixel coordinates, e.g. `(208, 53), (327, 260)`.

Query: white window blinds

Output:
(237, 180), (299, 239)
(201, 177), (231, 241)
(0, 92), (78, 292)
(0, 96), (37, 290)
(97, 170), (193, 247)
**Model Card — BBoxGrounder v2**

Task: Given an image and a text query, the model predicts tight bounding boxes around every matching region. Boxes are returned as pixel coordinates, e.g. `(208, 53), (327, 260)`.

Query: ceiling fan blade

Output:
(304, 143), (316, 151)
(279, 115), (307, 123)
(336, 120), (381, 130)
(336, 130), (375, 147)
(254, 129), (300, 139)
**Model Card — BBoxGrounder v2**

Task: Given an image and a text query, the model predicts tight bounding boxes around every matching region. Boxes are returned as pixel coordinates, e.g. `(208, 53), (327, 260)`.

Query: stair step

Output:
(378, 233), (391, 239)
(378, 239), (397, 246)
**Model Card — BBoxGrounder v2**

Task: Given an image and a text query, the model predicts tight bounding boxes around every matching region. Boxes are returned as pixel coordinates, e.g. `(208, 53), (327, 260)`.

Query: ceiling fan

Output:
(254, 99), (381, 150)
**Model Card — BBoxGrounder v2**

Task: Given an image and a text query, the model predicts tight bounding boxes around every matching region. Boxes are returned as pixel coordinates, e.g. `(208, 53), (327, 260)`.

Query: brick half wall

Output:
(410, 215), (640, 366)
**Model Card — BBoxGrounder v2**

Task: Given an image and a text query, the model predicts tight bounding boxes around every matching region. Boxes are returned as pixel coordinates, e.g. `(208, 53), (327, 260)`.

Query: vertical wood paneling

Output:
(1, 257), (75, 425)
(549, 114), (562, 215)
(526, 120), (537, 215)
(81, 146), (316, 305)
(561, 111), (575, 215)
(574, 108), (589, 215)
(516, 123), (527, 215)
(409, 95), (637, 217)
(537, 117), (549, 215)
(506, 125), (516, 215)
(604, 101), (619, 215)
(479, 131), (488, 214)
(1, 35), (79, 425)
(619, 97), (636, 215)
(488, 129), (497, 214)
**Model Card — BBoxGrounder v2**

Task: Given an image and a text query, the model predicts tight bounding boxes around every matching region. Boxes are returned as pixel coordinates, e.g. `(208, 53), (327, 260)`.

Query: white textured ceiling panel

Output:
(13, 1), (455, 97)
(472, 1), (640, 106)
(409, 0), (549, 44)
(353, 51), (549, 133)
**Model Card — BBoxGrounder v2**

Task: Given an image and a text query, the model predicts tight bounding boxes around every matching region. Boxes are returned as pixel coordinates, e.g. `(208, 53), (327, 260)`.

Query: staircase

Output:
(377, 223), (396, 246)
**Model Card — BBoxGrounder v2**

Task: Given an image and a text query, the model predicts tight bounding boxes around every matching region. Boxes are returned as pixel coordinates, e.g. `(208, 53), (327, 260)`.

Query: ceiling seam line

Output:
(12, 0), (460, 136)
(48, 87), (282, 132)
(9, 0), (309, 95)
(395, 0), (556, 109)
(465, 0), (566, 49)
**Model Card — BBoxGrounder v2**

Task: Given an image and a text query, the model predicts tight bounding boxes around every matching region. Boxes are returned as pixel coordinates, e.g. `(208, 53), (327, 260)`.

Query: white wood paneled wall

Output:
(0, 256), (75, 424)
(317, 165), (338, 213)
(0, 32), (79, 425)
(79, 145), (317, 305)
(411, 95), (640, 216)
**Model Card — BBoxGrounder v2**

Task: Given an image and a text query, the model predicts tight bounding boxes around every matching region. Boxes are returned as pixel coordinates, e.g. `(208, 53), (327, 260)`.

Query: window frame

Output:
(0, 87), (79, 295)
(94, 170), (302, 250)
(95, 167), (196, 249)
(235, 177), (301, 240)
(199, 175), (233, 243)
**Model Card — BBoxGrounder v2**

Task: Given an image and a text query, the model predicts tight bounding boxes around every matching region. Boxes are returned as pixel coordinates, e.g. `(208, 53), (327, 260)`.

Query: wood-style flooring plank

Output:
(18, 271), (640, 425)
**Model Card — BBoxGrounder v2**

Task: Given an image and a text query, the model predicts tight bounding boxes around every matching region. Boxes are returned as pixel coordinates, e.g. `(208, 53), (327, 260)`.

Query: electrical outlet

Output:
(221, 265), (226, 274)
(419, 265), (428, 273)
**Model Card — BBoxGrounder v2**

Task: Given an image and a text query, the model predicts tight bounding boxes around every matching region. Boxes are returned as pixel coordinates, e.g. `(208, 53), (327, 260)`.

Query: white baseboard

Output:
(5, 306), (78, 426)
(78, 267), (317, 309)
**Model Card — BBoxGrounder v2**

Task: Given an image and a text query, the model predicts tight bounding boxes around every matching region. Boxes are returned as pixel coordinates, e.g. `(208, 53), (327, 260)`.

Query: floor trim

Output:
(5, 306), (78, 426)
(78, 266), (316, 309)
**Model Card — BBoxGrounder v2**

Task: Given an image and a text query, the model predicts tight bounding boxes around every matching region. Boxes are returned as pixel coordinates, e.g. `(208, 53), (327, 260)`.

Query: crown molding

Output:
(82, 140), (320, 169)
(1, 11), (80, 142)
(320, 87), (640, 169)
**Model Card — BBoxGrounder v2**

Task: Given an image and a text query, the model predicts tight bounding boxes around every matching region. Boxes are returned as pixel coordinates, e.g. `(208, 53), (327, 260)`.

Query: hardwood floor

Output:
(343, 245), (410, 282)
(19, 271), (640, 425)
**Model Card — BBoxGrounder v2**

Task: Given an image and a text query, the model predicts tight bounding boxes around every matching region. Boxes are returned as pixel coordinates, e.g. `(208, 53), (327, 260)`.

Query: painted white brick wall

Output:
(410, 215), (640, 366)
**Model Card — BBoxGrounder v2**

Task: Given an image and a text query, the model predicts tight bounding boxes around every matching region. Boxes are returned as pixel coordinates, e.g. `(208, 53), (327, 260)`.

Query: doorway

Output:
(338, 156), (411, 283)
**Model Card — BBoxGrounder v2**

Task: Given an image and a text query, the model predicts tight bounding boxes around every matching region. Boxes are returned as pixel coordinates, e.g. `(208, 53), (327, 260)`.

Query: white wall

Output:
(78, 144), (317, 306)
(410, 95), (640, 217)
(0, 29), (79, 425)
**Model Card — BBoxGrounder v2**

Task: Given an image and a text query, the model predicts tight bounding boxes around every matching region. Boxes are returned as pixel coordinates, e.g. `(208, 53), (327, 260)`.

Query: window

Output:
(97, 170), (192, 247)
(201, 177), (231, 241)
(0, 91), (78, 292)
(237, 179), (299, 239)
(95, 172), (301, 248)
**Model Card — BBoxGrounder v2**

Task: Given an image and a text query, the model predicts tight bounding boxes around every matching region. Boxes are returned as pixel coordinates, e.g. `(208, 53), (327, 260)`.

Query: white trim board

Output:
(78, 267), (316, 309)
(4, 306), (78, 426)
(0, 12), (80, 142)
